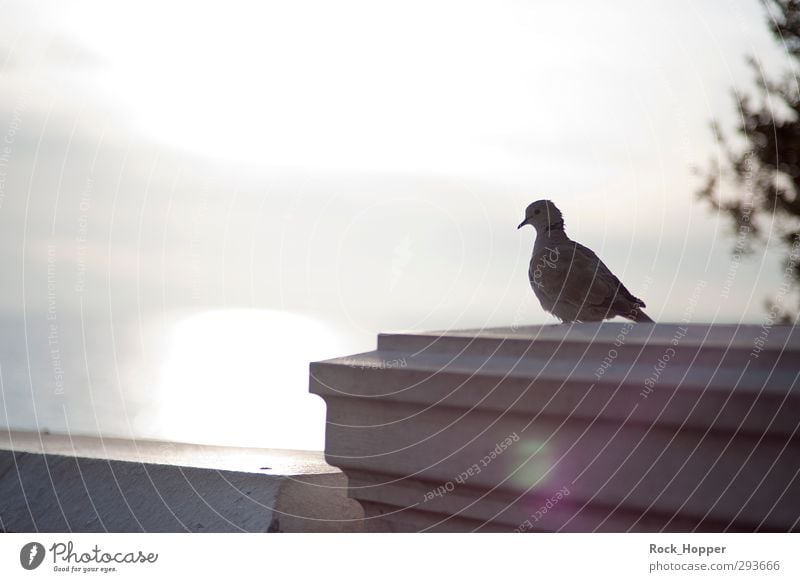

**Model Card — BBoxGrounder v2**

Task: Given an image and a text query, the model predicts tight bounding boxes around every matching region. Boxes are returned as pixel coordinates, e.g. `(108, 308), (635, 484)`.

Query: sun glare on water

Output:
(147, 309), (346, 451)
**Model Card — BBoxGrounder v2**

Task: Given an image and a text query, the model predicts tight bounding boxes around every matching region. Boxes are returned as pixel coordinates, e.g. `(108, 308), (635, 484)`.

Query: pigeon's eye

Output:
(534, 209), (541, 215)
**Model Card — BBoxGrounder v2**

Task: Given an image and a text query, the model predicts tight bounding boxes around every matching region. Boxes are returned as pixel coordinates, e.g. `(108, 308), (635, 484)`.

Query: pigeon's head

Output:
(517, 200), (564, 232)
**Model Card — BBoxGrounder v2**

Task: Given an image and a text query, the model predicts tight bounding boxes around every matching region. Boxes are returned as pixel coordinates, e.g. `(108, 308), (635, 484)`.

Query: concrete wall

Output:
(0, 432), (363, 532)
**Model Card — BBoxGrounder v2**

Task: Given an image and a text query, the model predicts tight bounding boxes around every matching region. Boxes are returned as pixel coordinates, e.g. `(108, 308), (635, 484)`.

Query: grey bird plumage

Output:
(518, 200), (653, 323)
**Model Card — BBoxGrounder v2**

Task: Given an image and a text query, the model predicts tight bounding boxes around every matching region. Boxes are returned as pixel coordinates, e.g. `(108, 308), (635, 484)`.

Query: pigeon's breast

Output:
(528, 248), (559, 312)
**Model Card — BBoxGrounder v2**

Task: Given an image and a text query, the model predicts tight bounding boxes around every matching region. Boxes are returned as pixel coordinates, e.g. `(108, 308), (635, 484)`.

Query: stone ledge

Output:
(310, 323), (800, 532)
(0, 431), (364, 532)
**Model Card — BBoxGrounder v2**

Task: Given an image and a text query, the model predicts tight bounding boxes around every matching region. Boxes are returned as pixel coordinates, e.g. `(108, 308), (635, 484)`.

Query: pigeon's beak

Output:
(517, 219), (528, 229)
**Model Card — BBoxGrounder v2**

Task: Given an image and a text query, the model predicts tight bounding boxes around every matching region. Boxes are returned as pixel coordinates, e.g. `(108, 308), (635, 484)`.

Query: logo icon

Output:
(20, 542), (45, 570)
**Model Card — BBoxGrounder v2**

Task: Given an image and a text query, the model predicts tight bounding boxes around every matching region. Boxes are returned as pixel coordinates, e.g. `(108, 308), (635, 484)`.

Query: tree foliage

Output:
(697, 0), (800, 322)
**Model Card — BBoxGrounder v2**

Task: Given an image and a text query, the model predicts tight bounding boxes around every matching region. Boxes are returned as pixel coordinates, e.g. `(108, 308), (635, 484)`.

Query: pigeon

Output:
(518, 200), (653, 323)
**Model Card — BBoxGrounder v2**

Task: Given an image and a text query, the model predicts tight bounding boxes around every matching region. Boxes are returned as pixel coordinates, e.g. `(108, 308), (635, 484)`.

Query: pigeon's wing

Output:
(575, 243), (647, 308)
(537, 242), (615, 309)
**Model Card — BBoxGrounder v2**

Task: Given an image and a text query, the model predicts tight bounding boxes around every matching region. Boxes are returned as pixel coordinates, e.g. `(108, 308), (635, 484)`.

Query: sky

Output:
(0, 0), (794, 450)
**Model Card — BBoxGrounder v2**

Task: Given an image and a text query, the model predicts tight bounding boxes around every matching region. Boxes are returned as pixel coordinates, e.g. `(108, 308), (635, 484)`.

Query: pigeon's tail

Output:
(628, 308), (654, 323)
